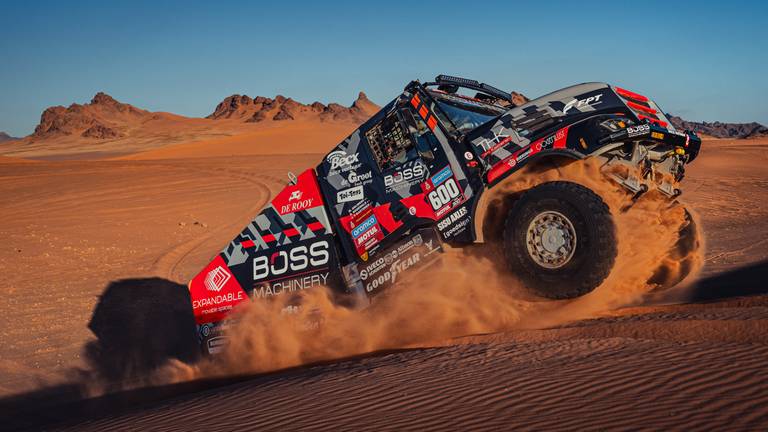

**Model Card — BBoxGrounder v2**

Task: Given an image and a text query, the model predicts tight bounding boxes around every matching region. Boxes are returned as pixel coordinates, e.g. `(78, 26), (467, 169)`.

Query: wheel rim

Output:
(525, 210), (577, 269)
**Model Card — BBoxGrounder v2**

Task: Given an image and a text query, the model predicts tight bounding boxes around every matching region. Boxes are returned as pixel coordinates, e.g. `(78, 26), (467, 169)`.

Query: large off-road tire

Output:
(503, 181), (617, 299)
(648, 209), (702, 290)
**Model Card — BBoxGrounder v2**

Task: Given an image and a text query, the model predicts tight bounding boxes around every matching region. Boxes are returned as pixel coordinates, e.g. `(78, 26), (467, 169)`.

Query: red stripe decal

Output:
(419, 105), (429, 119)
(262, 233), (276, 243)
(553, 126), (569, 149)
(284, 227), (299, 237)
(637, 114), (668, 128)
(427, 115), (437, 130)
(615, 87), (649, 102)
(626, 100), (657, 115)
(307, 221), (325, 232)
(411, 94), (420, 108)
(241, 239), (255, 248)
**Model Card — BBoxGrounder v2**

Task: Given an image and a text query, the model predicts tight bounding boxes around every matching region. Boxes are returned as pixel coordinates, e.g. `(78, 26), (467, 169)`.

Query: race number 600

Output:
(428, 178), (460, 211)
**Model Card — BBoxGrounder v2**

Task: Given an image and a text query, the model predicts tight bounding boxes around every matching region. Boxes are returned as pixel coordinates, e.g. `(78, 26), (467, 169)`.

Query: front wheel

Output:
(503, 181), (617, 299)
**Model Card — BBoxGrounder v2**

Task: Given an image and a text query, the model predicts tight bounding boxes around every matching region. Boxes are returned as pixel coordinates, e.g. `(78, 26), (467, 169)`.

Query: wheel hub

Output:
(526, 211), (577, 269)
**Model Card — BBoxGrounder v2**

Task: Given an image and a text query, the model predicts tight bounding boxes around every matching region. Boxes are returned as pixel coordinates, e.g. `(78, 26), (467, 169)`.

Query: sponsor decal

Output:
(350, 199), (372, 216)
(464, 151), (474, 160)
(668, 129), (687, 137)
(288, 190), (303, 201)
(337, 185), (364, 203)
(345, 170), (373, 185)
(486, 126), (570, 183)
(207, 336), (228, 354)
(253, 240), (330, 282)
(408, 206), (417, 216)
(271, 170), (323, 215)
(438, 205), (472, 241)
(192, 290), (245, 310)
(189, 256), (247, 324)
(359, 231), (441, 293)
(252, 272), (329, 299)
(442, 218), (471, 240)
(352, 215), (377, 238)
(279, 197), (314, 215)
(204, 266), (231, 292)
(350, 214), (384, 256)
(563, 93), (603, 114)
(437, 206), (468, 231)
(476, 129), (514, 155)
(651, 131), (665, 140)
(326, 150), (360, 171)
(427, 176), (464, 218)
(430, 166), (453, 187)
(384, 160), (427, 193)
(626, 124), (650, 137)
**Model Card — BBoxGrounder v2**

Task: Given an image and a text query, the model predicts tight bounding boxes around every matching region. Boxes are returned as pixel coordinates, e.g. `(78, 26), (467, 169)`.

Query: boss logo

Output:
(253, 240), (330, 280)
(384, 161), (426, 188)
(626, 124), (650, 137)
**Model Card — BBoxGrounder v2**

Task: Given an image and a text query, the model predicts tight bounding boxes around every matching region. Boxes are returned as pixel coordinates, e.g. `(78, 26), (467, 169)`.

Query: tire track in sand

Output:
(148, 163), (276, 282)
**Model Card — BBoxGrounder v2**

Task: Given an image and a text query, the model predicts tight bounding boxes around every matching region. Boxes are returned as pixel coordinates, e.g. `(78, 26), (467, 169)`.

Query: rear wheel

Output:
(503, 181), (617, 299)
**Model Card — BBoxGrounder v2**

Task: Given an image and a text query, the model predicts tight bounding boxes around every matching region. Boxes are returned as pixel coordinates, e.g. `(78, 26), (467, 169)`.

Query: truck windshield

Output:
(430, 92), (505, 134)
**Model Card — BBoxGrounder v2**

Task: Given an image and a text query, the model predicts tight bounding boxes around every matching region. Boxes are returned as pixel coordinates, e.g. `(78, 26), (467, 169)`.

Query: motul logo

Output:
(204, 266), (231, 292)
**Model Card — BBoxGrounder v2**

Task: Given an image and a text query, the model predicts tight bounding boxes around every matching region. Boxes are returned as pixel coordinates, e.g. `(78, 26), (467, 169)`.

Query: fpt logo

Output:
(204, 265), (231, 292)
(562, 93), (603, 114)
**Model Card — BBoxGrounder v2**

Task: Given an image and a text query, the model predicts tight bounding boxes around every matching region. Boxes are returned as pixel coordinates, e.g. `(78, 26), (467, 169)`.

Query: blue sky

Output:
(1, 0), (766, 137)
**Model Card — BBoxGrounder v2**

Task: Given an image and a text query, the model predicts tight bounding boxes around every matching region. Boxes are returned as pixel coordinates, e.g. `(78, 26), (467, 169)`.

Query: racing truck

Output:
(189, 75), (702, 354)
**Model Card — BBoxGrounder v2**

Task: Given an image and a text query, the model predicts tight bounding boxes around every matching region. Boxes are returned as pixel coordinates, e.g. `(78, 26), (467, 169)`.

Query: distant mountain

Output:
(207, 92), (379, 124)
(0, 132), (17, 143)
(668, 115), (768, 139)
(32, 92), (151, 140)
(19, 90), (767, 146)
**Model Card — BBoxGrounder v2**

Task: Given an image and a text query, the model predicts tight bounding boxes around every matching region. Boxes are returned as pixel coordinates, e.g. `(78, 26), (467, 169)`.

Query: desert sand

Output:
(0, 120), (767, 430)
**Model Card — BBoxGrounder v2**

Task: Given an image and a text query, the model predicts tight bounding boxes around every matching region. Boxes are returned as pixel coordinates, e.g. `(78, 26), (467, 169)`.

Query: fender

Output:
(474, 151), (582, 242)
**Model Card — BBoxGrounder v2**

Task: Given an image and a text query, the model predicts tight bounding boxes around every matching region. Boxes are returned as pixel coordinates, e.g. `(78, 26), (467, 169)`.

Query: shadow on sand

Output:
(0, 277), (201, 431)
(686, 260), (768, 302)
(2, 263), (768, 430)
(83, 277), (199, 385)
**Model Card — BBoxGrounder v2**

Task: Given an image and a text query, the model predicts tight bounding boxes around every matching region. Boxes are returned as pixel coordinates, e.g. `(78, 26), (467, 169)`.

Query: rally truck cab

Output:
(188, 75), (701, 354)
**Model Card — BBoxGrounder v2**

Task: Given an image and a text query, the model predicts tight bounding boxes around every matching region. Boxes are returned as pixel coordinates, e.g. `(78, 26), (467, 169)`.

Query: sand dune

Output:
(121, 119), (359, 159)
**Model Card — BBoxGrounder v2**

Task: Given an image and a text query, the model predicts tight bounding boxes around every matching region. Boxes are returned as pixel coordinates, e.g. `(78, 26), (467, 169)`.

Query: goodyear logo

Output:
(431, 166), (453, 186)
(352, 215), (377, 238)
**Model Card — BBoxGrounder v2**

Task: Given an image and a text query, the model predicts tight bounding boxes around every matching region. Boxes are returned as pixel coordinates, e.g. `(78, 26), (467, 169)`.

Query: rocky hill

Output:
(0, 132), (17, 143)
(669, 115), (768, 139)
(32, 92), (151, 140)
(207, 92), (379, 124)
